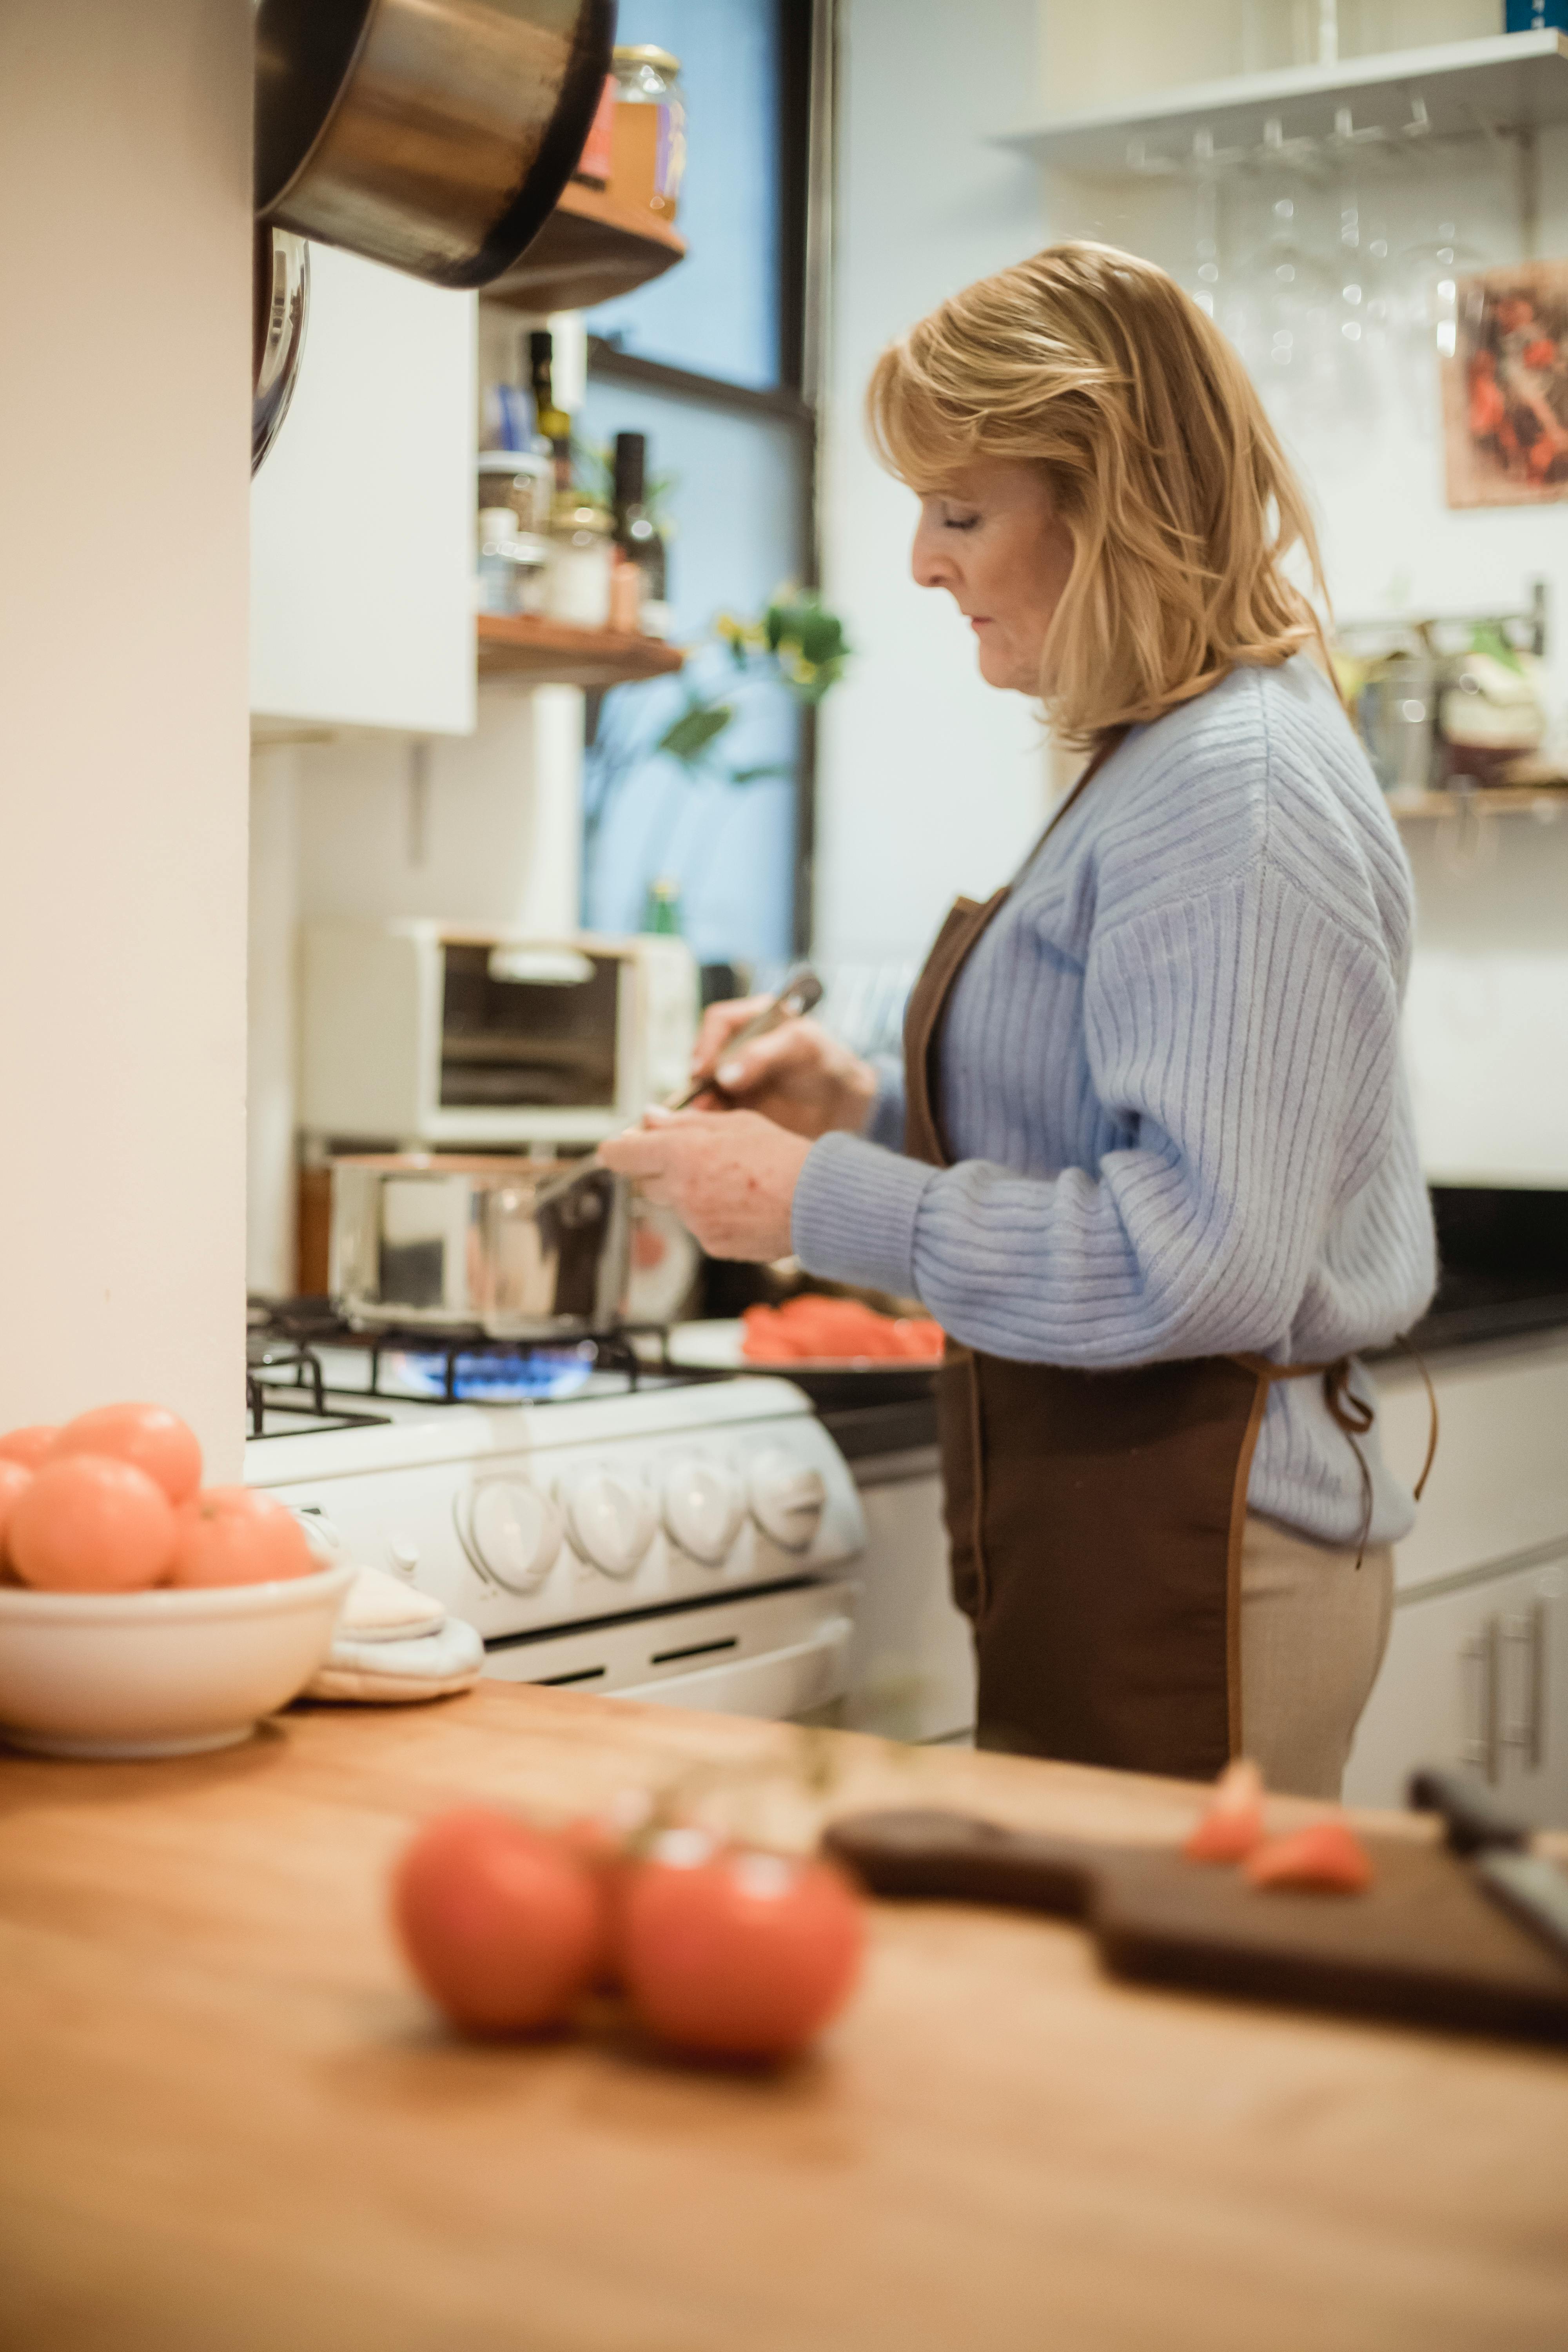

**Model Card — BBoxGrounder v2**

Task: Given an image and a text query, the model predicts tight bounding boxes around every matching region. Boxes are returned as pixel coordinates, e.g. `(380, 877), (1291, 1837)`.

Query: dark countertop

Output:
(752, 1189), (1568, 1457)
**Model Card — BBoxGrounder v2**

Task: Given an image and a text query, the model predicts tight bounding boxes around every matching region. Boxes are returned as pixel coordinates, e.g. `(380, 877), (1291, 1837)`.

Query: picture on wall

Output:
(1443, 258), (1568, 508)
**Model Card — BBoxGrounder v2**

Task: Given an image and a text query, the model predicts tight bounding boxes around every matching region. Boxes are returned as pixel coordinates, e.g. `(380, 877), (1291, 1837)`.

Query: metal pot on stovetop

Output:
(329, 1156), (630, 1340)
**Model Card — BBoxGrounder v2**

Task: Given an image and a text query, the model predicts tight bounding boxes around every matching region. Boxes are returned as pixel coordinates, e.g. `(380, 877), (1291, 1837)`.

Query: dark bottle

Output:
(528, 330), (574, 499)
(612, 431), (670, 635)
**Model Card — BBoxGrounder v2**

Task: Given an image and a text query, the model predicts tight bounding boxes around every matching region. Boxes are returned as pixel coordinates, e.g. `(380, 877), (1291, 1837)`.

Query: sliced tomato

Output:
(1183, 1756), (1266, 1863)
(1245, 1819), (1374, 1894)
(742, 1296), (942, 1365)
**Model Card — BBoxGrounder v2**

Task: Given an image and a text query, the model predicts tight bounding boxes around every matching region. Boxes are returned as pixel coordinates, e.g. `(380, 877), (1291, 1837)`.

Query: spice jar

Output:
(610, 45), (685, 222)
(544, 503), (614, 628)
(476, 447), (552, 539)
(476, 510), (548, 617)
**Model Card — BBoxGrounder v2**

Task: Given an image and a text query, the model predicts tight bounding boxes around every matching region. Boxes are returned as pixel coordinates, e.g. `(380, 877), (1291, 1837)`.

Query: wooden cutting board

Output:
(822, 1808), (1568, 2043)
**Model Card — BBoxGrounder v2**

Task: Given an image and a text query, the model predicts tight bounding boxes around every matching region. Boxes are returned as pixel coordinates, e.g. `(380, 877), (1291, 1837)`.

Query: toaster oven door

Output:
(437, 942), (623, 1115)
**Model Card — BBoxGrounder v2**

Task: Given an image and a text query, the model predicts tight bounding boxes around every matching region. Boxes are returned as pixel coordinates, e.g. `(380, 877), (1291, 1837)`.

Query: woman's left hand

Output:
(599, 1107), (811, 1261)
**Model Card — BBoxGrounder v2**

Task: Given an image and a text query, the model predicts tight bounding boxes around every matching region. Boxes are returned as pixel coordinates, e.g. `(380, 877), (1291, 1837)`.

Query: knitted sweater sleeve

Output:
(791, 863), (1403, 1364)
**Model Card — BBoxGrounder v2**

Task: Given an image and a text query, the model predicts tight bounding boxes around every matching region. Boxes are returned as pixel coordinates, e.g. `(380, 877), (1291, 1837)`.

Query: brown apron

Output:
(905, 740), (1422, 1779)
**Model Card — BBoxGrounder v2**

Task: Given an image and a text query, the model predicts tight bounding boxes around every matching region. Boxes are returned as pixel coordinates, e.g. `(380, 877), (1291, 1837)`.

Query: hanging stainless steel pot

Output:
(252, 223), (310, 475)
(254, 0), (616, 289)
(329, 1155), (632, 1339)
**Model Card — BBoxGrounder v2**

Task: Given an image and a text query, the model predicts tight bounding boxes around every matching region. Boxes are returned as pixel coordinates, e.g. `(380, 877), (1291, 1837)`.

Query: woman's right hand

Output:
(686, 995), (878, 1141)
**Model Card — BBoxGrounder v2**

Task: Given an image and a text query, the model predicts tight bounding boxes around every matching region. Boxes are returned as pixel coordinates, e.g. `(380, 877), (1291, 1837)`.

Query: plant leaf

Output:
(657, 702), (735, 764)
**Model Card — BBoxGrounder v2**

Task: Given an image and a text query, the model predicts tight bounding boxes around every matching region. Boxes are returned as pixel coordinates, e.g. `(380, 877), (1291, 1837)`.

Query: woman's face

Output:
(910, 460), (1075, 694)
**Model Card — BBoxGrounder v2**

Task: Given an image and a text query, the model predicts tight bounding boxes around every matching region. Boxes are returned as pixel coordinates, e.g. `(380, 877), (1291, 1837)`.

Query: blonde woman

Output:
(603, 243), (1436, 1797)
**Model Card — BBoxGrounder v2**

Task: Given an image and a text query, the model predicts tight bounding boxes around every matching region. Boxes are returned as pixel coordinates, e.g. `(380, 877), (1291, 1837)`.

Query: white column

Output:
(0, 0), (252, 1476)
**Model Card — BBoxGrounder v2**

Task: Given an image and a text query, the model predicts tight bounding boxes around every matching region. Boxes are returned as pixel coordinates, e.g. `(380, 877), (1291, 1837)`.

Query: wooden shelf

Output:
(999, 30), (1568, 177)
(483, 181), (686, 314)
(476, 612), (684, 689)
(1388, 786), (1568, 821)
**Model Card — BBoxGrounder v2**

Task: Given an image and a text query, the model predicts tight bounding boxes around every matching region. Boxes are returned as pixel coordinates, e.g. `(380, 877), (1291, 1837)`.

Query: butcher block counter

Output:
(2, 1684), (1566, 2352)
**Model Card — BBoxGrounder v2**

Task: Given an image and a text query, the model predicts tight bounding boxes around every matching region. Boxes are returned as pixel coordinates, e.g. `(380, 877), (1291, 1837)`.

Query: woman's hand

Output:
(599, 1107), (811, 1261)
(688, 995), (877, 1140)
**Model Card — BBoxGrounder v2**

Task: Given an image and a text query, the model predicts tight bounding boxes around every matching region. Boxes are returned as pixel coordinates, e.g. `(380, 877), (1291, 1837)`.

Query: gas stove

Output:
(243, 1299), (866, 1720)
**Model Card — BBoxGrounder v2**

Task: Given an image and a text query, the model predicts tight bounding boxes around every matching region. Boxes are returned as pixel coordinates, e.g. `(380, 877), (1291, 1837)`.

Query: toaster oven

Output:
(299, 921), (699, 1147)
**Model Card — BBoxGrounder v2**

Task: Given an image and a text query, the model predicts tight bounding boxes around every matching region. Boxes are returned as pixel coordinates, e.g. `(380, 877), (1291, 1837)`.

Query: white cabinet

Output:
(1345, 1334), (1568, 1828)
(840, 1452), (976, 1745)
(1345, 1554), (1568, 1829)
(250, 244), (476, 738)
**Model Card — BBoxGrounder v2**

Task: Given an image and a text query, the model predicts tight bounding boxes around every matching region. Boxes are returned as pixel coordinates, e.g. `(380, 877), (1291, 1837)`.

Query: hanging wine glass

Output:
(1227, 194), (1343, 431)
(1394, 218), (1486, 361)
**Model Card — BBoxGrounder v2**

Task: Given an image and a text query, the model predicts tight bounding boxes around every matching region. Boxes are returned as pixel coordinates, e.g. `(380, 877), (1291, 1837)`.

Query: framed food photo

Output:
(1442, 259), (1568, 508)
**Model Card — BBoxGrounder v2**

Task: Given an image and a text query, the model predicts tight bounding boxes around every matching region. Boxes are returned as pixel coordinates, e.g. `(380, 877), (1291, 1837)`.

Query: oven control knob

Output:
(748, 1449), (827, 1553)
(563, 1468), (656, 1580)
(660, 1455), (746, 1566)
(463, 1480), (563, 1594)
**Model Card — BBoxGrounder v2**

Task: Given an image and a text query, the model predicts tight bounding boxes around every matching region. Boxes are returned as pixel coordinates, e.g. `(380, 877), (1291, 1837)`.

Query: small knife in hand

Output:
(669, 967), (823, 1111)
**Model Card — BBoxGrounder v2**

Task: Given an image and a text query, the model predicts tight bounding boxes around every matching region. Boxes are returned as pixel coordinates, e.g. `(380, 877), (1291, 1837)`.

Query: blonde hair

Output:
(867, 241), (1330, 746)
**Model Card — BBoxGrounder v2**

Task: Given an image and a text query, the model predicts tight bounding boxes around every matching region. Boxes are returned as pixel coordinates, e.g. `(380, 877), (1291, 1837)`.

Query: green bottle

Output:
(642, 876), (682, 935)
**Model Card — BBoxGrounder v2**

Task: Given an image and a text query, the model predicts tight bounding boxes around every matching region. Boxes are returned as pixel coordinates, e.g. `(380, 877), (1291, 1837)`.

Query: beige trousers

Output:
(1238, 1513), (1395, 1800)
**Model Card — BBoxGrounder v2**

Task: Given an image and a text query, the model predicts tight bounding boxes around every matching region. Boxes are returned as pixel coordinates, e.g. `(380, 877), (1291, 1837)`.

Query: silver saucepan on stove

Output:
(330, 1156), (631, 1339)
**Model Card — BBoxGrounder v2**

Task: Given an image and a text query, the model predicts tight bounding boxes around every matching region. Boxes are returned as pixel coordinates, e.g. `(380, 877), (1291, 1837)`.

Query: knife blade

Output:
(1409, 1766), (1568, 1971)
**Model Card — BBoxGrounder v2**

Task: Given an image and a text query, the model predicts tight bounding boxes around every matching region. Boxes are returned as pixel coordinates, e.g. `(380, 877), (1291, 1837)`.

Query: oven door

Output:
(481, 1580), (858, 1724)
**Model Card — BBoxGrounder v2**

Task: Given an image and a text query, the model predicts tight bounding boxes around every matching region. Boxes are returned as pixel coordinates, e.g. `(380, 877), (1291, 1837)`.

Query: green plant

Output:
(653, 589), (852, 789)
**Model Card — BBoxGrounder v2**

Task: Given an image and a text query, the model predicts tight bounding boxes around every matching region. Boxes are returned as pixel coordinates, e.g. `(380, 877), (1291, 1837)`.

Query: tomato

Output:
(51, 1403), (202, 1506)
(619, 1832), (865, 2062)
(1183, 1756), (1266, 1864)
(0, 1426), (58, 1471)
(0, 1460), (34, 1566)
(169, 1486), (314, 1588)
(392, 1808), (604, 2036)
(7, 1456), (176, 1592)
(1245, 1819), (1373, 1894)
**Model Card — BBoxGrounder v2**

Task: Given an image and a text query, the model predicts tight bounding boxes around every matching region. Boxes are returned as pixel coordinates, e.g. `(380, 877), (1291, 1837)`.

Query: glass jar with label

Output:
(476, 510), (548, 617)
(477, 447), (552, 539)
(544, 503), (614, 628)
(610, 46), (685, 222)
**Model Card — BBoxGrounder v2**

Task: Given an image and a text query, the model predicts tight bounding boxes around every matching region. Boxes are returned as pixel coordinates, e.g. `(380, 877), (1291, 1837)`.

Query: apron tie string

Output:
(1231, 1341), (1439, 1573)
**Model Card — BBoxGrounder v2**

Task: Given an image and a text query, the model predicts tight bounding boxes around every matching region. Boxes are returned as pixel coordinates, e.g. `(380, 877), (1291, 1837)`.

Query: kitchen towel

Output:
(303, 1564), (485, 1702)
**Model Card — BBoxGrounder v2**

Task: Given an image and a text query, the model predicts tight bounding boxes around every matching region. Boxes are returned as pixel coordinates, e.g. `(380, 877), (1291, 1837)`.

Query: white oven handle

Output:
(616, 1614), (853, 1719)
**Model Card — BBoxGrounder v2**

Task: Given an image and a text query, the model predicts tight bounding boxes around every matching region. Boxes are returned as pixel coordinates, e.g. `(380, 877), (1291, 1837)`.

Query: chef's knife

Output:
(668, 967), (823, 1111)
(1410, 1767), (1568, 1970)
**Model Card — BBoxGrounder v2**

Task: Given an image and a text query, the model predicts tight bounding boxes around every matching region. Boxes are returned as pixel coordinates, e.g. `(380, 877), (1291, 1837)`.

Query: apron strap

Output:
(1229, 1342), (1440, 1571)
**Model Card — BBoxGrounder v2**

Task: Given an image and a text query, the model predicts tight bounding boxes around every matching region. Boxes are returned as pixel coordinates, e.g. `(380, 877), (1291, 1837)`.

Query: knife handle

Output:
(1408, 1766), (1530, 1856)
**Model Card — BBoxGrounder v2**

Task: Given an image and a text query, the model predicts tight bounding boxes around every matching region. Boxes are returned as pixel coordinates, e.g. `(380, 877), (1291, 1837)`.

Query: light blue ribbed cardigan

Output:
(793, 657), (1437, 1546)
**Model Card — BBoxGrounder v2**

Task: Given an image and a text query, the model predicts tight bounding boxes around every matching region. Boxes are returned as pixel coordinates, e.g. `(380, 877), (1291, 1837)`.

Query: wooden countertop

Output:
(2, 1685), (1566, 2351)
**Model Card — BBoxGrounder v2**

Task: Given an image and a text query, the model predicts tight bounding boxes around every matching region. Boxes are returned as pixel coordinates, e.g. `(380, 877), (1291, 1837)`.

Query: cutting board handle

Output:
(822, 1809), (1101, 1915)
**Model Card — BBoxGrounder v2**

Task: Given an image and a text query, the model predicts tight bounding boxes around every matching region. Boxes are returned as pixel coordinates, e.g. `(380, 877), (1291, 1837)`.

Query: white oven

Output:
(245, 1364), (867, 1727)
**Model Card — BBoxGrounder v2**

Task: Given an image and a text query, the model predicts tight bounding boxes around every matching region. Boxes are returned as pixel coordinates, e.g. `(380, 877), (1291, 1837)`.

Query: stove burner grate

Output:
(246, 1313), (390, 1440)
(246, 1299), (715, 1416)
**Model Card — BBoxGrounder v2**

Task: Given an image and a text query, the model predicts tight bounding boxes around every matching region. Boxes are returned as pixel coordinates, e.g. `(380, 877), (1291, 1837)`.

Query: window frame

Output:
(584, 0), (835, 960)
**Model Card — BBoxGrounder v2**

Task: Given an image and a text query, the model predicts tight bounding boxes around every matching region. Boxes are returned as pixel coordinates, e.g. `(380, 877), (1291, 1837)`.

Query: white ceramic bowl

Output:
(0, 1561), (355, 1760)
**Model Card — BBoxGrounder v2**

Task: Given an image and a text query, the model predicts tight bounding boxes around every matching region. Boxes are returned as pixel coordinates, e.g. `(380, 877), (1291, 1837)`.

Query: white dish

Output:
(0, 1561), (355, 1760)
(665, 1318), (939, 1379)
